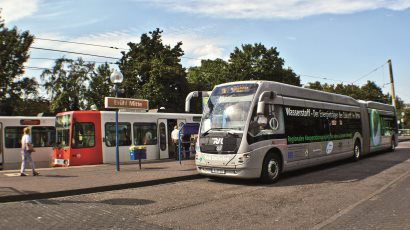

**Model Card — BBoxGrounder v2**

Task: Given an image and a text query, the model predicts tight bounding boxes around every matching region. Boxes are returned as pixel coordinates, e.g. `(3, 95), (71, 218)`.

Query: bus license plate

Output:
(212, 168), (225, 174)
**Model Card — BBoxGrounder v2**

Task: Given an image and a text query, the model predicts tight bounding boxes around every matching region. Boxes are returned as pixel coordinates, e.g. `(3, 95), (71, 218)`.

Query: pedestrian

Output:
(20, 127), (39, 176)
(171, 126), (180, 159)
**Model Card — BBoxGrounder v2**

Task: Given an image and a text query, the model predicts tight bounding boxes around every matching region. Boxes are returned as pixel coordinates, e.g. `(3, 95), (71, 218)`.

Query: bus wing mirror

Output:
(257, 101), (265, 115)
(257, 91), (276, 115)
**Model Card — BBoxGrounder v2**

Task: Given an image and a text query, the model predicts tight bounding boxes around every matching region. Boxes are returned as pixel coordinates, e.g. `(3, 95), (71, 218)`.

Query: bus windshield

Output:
(55, 114), (71, 148)
(201, 83), (258, 135)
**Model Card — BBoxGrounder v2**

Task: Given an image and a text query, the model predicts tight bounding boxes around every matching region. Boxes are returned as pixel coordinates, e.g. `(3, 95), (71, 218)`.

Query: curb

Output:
(0, 174), (202, 203)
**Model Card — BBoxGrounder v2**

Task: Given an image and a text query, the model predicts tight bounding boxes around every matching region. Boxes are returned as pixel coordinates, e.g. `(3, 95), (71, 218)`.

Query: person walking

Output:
(20, 127), (39, 176)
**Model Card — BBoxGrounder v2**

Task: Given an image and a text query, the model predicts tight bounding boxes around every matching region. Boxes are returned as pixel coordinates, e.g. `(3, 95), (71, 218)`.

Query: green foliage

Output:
(119, 28), (188, 112)
(187, 43), (301, 97)
(13, 97), (52, 116)
(187, 58), (229, 92)
(0, 14), (38, 115)
(41, 58), (95, 113)
(228, 43), (300, 85)
(397, 108), (410, 129)
(85, 63), (113, 110)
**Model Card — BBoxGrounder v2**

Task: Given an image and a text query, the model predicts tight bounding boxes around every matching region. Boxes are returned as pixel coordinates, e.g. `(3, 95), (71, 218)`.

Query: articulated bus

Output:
(193, 81), (398, 183)
(0, 116), (56, 170)
(52, 110), (201, 166)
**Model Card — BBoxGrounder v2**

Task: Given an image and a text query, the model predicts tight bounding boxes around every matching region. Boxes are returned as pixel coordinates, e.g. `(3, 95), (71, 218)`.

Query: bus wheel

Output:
(353, 140), (361, 161)
(260, 152), (281, 184)
(390, 138), (396, 152)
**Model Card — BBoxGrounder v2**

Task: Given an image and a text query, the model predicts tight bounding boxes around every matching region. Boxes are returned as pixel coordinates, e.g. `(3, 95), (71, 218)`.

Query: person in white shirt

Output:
(171, 126), (180, 159)
(20, 127), (39, 176)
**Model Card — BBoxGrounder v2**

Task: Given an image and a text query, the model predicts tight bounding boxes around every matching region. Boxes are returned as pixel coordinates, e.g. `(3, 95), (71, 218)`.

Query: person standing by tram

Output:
(171, 125), (180, 159)
(20, 127), (40, 176)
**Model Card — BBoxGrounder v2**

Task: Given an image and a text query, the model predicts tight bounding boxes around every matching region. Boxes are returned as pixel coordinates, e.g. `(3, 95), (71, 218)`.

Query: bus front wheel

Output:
(260, 152), (281, 184)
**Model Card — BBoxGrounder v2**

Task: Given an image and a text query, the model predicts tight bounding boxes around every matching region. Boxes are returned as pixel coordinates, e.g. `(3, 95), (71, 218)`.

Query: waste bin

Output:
(129, 146), (146, 160)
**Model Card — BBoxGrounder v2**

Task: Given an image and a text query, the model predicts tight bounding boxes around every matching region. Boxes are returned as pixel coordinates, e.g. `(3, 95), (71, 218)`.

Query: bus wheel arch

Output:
(260, 148), (283, 184)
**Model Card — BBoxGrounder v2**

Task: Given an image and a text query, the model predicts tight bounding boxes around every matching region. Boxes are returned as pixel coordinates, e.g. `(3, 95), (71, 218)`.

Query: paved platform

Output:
(0, 159), (200, 203)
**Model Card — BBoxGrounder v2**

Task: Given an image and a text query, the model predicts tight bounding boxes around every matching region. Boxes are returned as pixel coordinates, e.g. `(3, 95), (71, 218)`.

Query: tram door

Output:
(158, 119), (168, 159)
(0, 123), (3, 169)
(158, 119), (186, 159)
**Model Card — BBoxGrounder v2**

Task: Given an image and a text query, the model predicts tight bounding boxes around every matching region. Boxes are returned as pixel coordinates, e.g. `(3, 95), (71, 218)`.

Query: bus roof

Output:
(358, 100), (396, 112)
(216, 81), (360, 107)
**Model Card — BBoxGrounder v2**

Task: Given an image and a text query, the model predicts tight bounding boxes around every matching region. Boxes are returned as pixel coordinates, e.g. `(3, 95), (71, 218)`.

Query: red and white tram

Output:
(52, 110), (201, 166)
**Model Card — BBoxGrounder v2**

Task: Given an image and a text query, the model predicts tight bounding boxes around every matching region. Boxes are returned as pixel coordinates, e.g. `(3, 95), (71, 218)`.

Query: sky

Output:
(1, 0), (409, 103)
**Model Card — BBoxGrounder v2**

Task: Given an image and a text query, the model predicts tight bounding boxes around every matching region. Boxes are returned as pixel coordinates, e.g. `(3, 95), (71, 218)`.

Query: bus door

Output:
(0, 122), (3, 169)
(158, 119), (169, 159)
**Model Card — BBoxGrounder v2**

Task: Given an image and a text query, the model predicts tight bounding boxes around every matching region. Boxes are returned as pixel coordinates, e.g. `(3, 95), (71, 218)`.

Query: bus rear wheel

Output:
(390, 137), (396, 152)
(353, 140), (361, 161)
(260, 152), (281, 184)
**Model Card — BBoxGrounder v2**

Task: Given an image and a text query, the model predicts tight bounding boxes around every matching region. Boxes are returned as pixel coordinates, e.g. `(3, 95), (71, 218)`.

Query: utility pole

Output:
(388, 59), (397, 108)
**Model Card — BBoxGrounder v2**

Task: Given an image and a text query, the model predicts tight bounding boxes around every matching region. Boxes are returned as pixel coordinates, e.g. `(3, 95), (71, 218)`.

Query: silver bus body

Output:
(194, 81), (398, 183)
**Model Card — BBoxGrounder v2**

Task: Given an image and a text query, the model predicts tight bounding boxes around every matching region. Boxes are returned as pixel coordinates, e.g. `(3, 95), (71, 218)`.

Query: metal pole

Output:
(178, 127), (181, 165)
(388, 59), (397, 108)
(115, 83), (120, 171)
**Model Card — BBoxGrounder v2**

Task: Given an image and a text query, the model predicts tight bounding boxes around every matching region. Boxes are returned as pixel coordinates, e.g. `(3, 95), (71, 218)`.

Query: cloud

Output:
(140, 0), (410, 19)
(0, 0), (40, 22)
(163, 30), (227, 66)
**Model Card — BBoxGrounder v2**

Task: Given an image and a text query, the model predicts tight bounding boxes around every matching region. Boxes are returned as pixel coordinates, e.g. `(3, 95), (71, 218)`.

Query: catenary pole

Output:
(388, 59), (397, 108)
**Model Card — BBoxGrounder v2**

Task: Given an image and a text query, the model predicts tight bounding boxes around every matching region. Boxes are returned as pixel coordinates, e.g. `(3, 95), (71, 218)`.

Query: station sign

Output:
(105, 97), (149, 110)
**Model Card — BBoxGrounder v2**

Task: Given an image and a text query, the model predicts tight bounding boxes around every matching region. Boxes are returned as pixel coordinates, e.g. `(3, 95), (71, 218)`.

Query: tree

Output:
(0, 13), (36, 115)
(41, 58), (95, 113)
(397, 108), (410, 129)
(187, 58), (229, 92)
(119, 28), (188, 112)
(359, 81), (385, 103)
(85, 63), (113, 110)
(228, 43), (300, 86)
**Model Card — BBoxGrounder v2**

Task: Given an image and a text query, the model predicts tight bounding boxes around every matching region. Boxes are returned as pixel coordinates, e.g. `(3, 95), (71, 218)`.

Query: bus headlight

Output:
(237, 153), (250, 163)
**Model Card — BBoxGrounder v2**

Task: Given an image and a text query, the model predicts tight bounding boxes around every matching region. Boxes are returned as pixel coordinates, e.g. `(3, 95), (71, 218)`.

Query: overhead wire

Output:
(30, 57), (118, 65)
(30, 47), (120, 59)
(299, 74), (345, 84)
(35, 37), (128, 50)
(33, 36), (202, 61)
(350, 61), (388, 84)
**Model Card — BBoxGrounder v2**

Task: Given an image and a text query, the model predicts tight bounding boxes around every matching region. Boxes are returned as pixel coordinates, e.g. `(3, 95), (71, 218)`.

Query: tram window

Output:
(57, 128), (70, 148)
(159, 122), (166, 151)
(133, 123), (157, 145)
(104, 123), (131, 147)
(5, 127), (24, 148)
(72, 123), (95, 148)
(32, 126), (56, 147)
